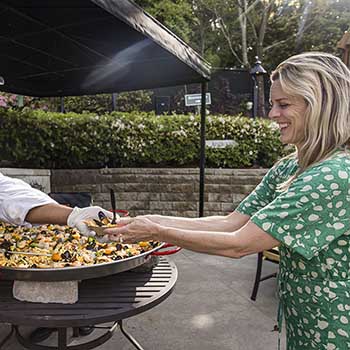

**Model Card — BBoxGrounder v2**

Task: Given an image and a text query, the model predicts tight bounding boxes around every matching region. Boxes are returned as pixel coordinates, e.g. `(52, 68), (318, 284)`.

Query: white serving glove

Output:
(67, 206), (115, 237)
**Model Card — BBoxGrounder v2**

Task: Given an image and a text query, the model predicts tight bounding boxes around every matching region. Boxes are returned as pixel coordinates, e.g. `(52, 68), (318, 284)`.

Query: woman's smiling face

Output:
(269, 79), (308, 150)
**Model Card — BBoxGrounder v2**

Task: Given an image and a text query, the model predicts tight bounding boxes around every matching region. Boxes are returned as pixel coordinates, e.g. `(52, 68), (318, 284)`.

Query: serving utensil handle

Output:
(110, 189), (117, 224)
(151, 243), (181, 256)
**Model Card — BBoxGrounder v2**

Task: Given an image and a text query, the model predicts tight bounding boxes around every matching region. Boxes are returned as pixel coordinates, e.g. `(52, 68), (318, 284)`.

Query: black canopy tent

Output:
(0, 0), (211, 216)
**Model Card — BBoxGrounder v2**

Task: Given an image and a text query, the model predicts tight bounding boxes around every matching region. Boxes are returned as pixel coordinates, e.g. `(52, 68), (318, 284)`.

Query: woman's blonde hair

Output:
(271, 52), (350, 188)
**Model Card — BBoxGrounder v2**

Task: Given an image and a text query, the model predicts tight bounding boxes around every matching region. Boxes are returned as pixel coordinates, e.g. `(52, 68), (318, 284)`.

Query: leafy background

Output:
(0, 110), (286, 169)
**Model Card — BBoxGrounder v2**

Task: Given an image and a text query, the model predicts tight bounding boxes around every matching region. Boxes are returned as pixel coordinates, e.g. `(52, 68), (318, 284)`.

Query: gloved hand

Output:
(67, 206), (116, 237)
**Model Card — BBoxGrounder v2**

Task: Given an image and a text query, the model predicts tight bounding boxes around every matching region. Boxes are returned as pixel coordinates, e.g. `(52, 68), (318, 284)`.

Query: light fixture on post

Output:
(250, 57), (267, 118)
(0, 76), (4, 85)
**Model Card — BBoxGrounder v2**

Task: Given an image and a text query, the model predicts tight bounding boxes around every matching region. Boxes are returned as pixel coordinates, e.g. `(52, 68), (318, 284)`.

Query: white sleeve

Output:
(0, 173), (57, 225)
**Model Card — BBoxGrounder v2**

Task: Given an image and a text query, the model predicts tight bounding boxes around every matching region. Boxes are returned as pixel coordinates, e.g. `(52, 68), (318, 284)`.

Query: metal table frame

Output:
(0, 257), (177, 350)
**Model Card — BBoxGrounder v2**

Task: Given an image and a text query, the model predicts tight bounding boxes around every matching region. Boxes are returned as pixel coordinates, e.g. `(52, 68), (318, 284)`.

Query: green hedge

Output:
(0, 109), (285, 169)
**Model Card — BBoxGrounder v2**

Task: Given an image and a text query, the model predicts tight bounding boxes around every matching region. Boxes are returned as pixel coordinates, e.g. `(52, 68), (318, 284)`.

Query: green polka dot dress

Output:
(236, 151), (350, 350)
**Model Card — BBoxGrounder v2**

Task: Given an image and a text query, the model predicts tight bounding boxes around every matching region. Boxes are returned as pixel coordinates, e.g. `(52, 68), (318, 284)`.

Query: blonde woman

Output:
(106, 52), (350, 350)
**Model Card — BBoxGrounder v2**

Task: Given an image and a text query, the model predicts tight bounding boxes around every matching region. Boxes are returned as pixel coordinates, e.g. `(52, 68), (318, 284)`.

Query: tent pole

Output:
(112, 93), (117, 111)
(60, 97), (65, 113)
(199, 82), (207, 217)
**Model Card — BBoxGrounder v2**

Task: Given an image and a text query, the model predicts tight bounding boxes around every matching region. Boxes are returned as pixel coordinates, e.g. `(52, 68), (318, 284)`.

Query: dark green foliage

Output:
(62, 91), (153, 114)
(0, 109), (285, 169)
(135, 0), (350, 72)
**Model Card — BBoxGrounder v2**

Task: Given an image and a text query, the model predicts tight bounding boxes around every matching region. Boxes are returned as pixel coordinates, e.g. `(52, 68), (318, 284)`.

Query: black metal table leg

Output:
(14, 325), (115, 350)
(0, 324), (14, 348)
(57, 328), (67, 350)
(118, 321), (144, 350)
(72, 328), (79, 338)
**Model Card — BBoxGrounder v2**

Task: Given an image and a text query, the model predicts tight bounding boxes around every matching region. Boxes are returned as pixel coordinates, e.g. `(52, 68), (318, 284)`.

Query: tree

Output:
(136, 0), (350, 71)
(135, 0), (194, 43)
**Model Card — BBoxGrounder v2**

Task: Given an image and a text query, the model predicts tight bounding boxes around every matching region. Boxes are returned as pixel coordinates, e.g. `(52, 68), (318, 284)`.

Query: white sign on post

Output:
(205, 140), (237, 149)
(185, 93), (211, 106)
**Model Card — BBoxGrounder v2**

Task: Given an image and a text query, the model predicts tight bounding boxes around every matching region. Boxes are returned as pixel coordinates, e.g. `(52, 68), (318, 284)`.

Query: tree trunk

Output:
(254, 1), (274, 117)
(238, 0), (249, 67)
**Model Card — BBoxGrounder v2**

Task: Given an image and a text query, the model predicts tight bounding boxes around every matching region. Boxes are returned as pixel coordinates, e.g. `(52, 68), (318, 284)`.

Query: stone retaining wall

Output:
(51, 168), (268, 217)
(1, 168), (51, 193)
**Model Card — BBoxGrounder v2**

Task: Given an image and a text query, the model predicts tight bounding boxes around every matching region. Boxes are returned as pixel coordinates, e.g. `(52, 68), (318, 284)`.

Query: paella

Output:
(0, 222), (158, 269)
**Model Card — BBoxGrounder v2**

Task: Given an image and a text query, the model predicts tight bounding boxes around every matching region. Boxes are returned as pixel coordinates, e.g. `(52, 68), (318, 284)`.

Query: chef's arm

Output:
(0, 174), (112, 235)
(25, 204), (73, 225)
(26, 204), (114, 237)
(0, 174), (58, 225)
(139, 211), (249, 232)
(0, 174), (72, 226)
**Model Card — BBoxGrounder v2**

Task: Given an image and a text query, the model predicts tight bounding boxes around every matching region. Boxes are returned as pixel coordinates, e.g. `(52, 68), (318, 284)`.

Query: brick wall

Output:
(51, 168), (268, 217)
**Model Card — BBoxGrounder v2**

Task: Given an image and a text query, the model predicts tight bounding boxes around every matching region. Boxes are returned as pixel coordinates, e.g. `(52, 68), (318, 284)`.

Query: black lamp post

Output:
(112, 93), (117, 111)
(60, 97), (65, 113)
(250, 57), (267, 118)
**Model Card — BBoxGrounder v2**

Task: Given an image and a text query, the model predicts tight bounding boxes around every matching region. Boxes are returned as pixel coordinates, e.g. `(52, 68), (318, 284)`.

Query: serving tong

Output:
(110, 189), (117, 224)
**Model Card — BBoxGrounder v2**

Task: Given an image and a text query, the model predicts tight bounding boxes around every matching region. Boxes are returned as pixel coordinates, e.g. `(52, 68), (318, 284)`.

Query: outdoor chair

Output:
(250, 247), (279, 301)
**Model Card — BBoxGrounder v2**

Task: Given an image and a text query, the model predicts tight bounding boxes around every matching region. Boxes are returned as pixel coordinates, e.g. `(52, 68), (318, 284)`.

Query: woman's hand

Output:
(104, 216), (162, 243)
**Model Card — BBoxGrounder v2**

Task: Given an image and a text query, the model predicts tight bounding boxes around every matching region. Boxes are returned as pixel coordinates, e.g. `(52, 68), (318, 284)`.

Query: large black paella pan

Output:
(0, 222), (180, 281)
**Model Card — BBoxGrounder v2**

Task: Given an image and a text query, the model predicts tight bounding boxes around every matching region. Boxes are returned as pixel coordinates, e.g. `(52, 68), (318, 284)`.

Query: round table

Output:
(0, 256), (177, 350)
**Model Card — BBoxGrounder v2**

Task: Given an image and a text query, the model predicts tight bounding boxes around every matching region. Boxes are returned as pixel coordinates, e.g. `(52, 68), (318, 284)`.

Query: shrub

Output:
(0, 93), (49, 110)
(0, 109), (285, 169)
(61, 91), (153, 114)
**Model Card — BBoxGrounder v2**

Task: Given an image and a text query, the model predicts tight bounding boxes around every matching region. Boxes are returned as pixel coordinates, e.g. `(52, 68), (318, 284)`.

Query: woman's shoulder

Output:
(313, 151), (350, 171)
(272, 154), (298, 174)
(303, 151), (350, 182)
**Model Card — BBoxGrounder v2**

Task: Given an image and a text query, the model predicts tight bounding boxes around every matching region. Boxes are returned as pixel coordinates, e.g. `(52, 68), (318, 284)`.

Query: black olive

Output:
(61, 250), (72, 261)
(116, 244), (122, 251)
(31, 264), (37, 268)
(140, 249), (145, 254)
(87, 241), (96, 250)
(4, 252), (11, 259)
(112, 255), (122, 260)
(0, 240), (12, 251)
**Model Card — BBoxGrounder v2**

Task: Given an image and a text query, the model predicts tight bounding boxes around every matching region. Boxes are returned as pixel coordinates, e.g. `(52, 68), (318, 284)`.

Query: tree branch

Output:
(263, 34), (297, 52)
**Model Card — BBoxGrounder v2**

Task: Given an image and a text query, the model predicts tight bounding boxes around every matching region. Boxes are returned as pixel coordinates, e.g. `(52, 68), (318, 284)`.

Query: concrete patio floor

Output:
(0, 250), (283, 350)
